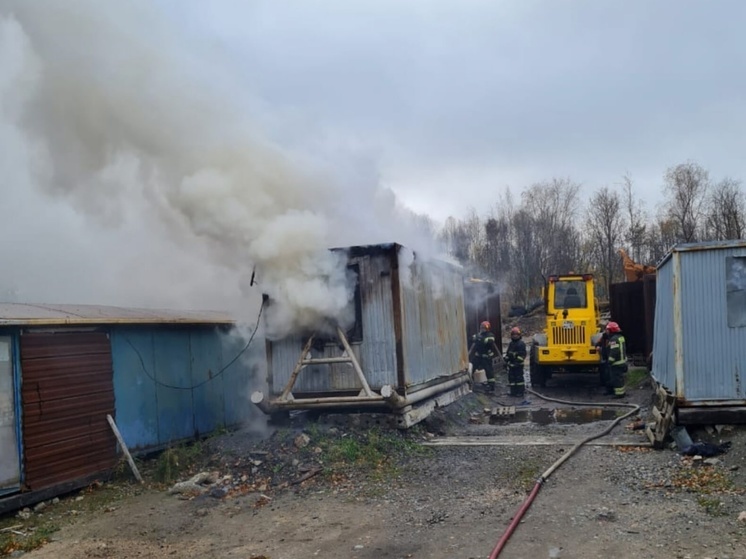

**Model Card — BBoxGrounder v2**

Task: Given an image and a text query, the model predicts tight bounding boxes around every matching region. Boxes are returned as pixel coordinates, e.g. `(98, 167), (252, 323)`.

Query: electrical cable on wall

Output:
(125, 299), (265, 391)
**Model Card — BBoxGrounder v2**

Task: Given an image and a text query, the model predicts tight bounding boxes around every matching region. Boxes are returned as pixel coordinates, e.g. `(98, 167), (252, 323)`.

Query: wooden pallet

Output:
(491, 406), (516, 418)
(646, 385), (676, 449)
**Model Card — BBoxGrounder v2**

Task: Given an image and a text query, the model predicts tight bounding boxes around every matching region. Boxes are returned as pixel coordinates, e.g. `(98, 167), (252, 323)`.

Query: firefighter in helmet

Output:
(603, 321), (627, 398)
(468, 321), (500, 392)
(504, 327), (527, 397)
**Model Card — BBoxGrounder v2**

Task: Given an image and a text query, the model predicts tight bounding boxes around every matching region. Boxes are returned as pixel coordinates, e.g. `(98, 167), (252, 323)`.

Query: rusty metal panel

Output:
(20, 332), (117, 490)
(397, 247), (469, 388)
(610, 281), (646, 355)
(463, 280), (502, 353)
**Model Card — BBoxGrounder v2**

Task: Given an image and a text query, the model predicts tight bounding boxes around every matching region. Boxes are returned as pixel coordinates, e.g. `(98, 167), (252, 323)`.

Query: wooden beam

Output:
(676, 406), (746, 426)
(279, 335), (315, 400)
(336, 327), (373, 397)
(107, 414), (143, 484)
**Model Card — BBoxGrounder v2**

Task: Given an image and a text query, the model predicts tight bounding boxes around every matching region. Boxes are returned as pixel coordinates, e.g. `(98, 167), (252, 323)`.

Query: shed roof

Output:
(658, 239), (746, 268)
(0, 303), (234, 327)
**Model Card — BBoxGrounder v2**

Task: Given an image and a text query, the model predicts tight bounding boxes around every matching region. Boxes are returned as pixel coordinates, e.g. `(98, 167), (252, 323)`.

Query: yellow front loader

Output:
(529, 274), (603, 387)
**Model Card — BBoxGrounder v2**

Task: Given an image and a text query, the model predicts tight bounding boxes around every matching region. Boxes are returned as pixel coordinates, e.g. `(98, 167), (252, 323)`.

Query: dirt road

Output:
(8, 372), (746, 559)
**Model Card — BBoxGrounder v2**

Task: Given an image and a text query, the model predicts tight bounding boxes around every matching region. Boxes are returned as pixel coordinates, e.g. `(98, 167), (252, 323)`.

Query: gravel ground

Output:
(9, 368), (746, 559)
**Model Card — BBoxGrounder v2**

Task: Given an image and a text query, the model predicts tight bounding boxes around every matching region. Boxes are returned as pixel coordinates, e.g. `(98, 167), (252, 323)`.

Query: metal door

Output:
(0, 336), (20, 493)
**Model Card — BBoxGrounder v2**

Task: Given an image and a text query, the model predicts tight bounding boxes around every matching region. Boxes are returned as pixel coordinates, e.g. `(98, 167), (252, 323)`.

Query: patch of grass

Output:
(321, 428), (426, 473)
(625, 367), (650, 389)
(154, 442), (205, 484)
(514, 462), (542, 492)
(697, 496), (727, 516)
(0, 524), (59, 556)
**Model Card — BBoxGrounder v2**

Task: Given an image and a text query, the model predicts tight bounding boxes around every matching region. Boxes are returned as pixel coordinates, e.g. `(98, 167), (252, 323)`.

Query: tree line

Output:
(438, 161), (745, 305)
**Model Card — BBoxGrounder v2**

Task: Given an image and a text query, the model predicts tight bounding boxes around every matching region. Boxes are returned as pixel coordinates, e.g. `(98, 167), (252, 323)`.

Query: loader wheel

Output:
(530, 346), (547, 388)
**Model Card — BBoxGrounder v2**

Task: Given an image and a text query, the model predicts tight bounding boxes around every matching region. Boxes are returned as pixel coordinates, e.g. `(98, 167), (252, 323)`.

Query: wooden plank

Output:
(106, 414), (143, 484)
(652, 406), (663, 422)
(645, 424), (656, 445)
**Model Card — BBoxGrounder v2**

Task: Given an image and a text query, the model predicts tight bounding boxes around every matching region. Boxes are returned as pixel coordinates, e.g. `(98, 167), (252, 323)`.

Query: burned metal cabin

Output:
(0, 303), (255, 513)
(652, 241), (746, 423)
(255, 244), (470, 426)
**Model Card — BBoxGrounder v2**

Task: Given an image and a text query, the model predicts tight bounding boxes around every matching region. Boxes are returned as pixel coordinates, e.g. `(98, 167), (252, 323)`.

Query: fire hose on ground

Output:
(487, 388), (641, 559)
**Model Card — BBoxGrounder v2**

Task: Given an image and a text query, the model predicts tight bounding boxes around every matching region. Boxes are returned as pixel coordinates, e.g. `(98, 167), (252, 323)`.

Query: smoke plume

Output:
(0, 2), (442, 337)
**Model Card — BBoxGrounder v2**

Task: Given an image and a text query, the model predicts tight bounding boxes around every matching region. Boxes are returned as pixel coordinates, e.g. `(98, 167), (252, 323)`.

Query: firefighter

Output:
(504, 327), (527, 397)
(596, 329), (611, 391)
(468, 321), (500, 392)
(605, 321), (627, 398)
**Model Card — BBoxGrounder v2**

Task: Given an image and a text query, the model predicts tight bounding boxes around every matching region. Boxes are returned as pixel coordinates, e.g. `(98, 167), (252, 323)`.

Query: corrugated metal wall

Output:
(643, 274), (657, 358)
(654, 246), (746, 402)
(20, 332), (117, 490)
(398, 252), (469, 387)
(266, 245), (469, 396)
(267, 252), (398, 394)
(679, 248), (746, 401)
(110, 326), (257, 451)
(0, 336), (20, 494)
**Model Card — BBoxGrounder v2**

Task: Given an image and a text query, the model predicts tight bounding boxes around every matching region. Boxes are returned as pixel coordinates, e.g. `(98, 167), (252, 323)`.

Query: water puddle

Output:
(490, 407), (625, 425)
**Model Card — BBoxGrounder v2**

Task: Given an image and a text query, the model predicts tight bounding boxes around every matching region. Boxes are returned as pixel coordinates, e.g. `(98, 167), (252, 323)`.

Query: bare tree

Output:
(509, 209), (541, 306)
(441, 216), (472, 264)
(646, 216), (679, 262)
(587, 186), (624, 297)
(522, 178), (582, 278)
(620, 174), (647, 262)
(663, 162), (710, 242)
(705, 178), (745, 241)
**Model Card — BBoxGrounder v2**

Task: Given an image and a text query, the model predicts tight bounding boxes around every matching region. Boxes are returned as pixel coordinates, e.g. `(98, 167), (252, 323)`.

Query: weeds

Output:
(0, 524), (59, 556)
(154, 442), (205, 484)
(625, 367), (650, 389)
(317, 428), (425, 474)
(697, 496), (727, 516)
(514, 461), (542, 492)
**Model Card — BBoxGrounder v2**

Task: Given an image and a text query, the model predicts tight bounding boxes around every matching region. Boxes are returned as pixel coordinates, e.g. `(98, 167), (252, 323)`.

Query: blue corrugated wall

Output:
(110, 326), (257, 451)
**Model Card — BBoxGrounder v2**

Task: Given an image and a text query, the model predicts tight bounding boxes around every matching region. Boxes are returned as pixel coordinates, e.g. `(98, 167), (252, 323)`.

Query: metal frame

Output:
(275, 327), (382, 406)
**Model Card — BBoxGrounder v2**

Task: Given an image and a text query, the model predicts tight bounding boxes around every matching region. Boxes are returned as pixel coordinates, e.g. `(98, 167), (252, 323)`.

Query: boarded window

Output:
(725, 257), (746, 327)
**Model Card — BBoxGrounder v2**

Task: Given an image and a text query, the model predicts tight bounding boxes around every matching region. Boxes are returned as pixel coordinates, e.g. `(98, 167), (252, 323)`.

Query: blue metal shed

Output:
(0, 303), (259, 511)
(652, 241), (746, 409)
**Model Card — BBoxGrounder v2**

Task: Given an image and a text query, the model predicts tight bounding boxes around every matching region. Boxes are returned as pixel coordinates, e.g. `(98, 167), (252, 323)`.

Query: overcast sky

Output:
(157, 0), (746, 221)
(1, 0), (744, 309)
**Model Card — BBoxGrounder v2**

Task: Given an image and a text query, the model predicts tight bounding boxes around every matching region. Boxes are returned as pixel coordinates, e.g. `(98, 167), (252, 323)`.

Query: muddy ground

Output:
(3, 369), (745, 559)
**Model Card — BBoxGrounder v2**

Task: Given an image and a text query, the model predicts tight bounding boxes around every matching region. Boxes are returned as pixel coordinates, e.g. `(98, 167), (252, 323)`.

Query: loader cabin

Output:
(531, 274), (600, 385)
(546, 274), (593, 314)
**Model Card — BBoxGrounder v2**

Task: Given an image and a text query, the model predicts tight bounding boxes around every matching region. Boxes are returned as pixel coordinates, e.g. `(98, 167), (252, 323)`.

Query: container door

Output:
(21, 331), (117, 490)
(0, 336), (20, 493)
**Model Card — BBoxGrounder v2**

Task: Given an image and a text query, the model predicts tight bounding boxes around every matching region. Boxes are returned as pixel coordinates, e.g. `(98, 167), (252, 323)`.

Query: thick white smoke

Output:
(0, 2), (442, 337)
